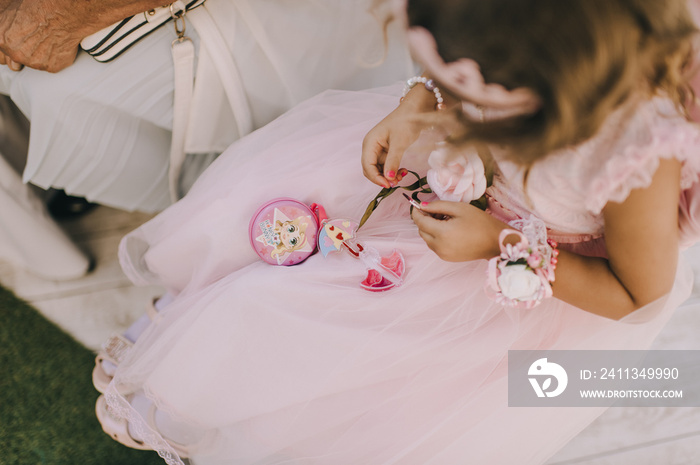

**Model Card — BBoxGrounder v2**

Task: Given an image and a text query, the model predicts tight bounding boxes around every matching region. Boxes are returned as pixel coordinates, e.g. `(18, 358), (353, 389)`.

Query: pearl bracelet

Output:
(400, 76), (445, 110)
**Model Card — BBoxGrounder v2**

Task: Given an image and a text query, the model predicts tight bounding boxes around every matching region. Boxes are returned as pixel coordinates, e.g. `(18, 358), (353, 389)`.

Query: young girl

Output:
(98, 0), (700, 463)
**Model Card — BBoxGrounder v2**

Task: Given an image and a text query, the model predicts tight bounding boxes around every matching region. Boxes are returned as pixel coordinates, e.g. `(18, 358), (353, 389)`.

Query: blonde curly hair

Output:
(408, 0), (698, 163)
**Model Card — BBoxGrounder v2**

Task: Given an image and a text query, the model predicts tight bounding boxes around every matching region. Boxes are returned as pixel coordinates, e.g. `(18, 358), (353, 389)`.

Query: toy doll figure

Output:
(255, 208), (315, 265)
(271, 218), (310, 260)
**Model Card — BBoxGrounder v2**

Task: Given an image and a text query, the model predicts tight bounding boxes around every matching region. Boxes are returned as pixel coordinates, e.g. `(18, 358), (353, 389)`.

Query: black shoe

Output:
(47, 190), (98, 219)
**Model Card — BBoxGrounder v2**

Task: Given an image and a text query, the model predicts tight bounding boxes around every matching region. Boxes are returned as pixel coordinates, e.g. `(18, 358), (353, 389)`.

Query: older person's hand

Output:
(0, 0), (164, 73)
(0, 0), (86, 72)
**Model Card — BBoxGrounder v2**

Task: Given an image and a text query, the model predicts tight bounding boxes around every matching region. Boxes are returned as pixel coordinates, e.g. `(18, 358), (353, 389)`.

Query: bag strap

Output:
(168, 4), (196, 202)
(168, 3), (253, 202)
(187, 6), (253, 137)
(229, 0), (293, 97)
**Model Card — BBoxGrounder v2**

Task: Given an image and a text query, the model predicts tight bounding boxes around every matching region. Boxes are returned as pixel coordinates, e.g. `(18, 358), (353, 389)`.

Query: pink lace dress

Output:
(109, 83), (700, 465)
(488, 95), (700, 254)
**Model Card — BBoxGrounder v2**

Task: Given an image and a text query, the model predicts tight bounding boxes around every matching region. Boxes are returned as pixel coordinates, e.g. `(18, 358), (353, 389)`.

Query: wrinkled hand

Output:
(0, 50), (21, 71)
(0, 0), (163, 73)
(411, 200), (506, 262)
(0, 0), (89, 72)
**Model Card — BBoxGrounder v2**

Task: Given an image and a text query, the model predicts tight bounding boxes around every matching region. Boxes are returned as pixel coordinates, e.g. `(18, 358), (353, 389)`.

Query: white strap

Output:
(188, 5), (253, 137)
(169, 36), (195, 202)
(229, 0), (293, 97)
(168, 3), (253, 202)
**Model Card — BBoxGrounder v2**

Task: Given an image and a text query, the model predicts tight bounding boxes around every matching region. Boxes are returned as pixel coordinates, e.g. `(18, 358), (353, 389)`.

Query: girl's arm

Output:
(554, 158), (680, 319)
(412, 158), (682, 320)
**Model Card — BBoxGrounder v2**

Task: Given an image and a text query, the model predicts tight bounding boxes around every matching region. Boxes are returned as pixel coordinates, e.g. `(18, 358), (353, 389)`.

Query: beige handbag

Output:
(80, 0), (206, 62)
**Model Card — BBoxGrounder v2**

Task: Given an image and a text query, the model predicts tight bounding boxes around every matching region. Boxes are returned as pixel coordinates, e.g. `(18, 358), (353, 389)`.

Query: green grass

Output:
(0, 286), (165, 465)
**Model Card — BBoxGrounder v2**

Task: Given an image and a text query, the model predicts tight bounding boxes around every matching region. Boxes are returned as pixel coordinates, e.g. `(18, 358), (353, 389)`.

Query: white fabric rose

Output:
(426, 146), (487, 202)
(497, 264), (542, 302)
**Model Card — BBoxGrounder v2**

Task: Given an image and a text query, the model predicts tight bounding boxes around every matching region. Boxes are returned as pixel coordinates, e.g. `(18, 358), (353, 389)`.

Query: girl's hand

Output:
(362, 76), (457, 188)
(411, 200), (506, 262)
(361, 100), (428, 188)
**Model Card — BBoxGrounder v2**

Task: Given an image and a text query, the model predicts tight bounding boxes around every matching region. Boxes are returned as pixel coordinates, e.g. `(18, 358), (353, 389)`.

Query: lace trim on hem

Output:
(104, 384), (185, 465)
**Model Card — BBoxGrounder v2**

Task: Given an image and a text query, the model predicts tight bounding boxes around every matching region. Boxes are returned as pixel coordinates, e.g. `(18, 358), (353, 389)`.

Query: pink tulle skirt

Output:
(109, 84), (693, 465)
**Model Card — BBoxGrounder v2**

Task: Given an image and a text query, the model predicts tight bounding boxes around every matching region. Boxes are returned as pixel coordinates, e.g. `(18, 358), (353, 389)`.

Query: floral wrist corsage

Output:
(486, 216), (558, 309)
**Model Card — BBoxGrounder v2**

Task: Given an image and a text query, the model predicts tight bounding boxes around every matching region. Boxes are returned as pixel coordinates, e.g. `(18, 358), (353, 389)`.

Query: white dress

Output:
(0, 0), (413, 212)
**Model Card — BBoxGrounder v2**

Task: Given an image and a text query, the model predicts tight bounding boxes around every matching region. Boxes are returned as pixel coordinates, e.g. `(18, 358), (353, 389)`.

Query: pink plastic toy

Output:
(249, 198), (321, 266)
(250, 198), (405, 291)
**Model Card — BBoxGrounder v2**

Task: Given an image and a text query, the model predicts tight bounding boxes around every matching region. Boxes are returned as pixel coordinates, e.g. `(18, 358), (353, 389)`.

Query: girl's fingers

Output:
(394, 168), (408, 183)
(382, 136), (411, 182)
(363, 162), (389, 188)
(417, 227), (435, 247)
(419, 200), (459, 215)
(411, 200), (464, 236)
(361, 135), (391, 188)
(412, 208), (442, 236)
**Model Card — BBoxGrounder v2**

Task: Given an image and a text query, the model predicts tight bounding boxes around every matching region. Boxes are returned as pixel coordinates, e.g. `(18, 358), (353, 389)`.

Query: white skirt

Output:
(0, 0), (413, 212)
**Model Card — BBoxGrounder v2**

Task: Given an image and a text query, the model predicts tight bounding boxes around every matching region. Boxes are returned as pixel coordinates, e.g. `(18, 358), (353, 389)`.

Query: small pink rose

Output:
(426, 146), (487, 203)
(527, 252), (542, 269)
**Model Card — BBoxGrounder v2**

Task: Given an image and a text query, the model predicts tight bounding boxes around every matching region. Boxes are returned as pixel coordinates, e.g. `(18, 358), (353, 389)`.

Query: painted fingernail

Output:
(399, 168), (408, 176)
(386, 170), (396, 179)
(421, 201), (429, 207)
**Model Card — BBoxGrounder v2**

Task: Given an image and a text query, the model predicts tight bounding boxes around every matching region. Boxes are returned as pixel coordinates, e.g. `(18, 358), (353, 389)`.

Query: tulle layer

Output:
(111, 85), (694, 465)
(119, 86), (425, 294)
(109, 259), (692, 464)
